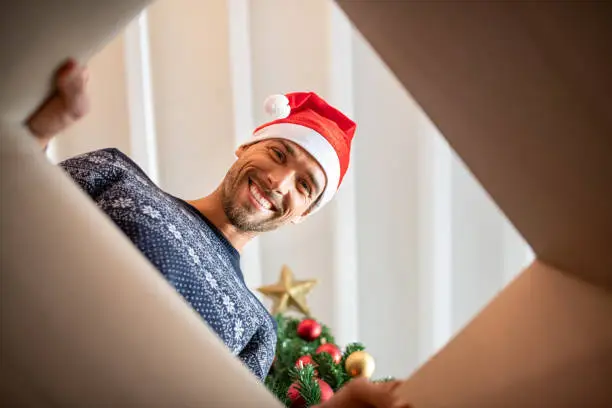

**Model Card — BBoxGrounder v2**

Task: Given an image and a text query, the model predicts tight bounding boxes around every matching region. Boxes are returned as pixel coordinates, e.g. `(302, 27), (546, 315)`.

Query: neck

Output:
(187, 188), (257, 253)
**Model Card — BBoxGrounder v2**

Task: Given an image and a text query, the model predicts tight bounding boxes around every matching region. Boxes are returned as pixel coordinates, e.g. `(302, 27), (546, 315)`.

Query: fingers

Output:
(55, 59), (90, 120)
(55, 58), (89, 95)
(356, 379), (412, 408)
(55, 58), (78, 77)
(25, 57), (91, 140)
(327, 378), (412, 408)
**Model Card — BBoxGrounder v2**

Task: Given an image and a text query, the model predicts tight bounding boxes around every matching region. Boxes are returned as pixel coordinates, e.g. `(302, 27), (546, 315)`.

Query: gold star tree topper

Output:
(257, 265), (318, 316)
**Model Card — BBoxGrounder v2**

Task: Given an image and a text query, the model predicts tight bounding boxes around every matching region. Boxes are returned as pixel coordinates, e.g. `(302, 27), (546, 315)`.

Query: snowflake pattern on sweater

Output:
(59, 148), (276, 380)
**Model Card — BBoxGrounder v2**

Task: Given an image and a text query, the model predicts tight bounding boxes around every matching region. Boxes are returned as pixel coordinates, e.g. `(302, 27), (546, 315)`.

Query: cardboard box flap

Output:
(336, 1), (612, 288)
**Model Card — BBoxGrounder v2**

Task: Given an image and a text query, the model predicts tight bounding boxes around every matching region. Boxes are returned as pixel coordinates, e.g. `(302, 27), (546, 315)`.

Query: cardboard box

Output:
(335, 1), (612, 406)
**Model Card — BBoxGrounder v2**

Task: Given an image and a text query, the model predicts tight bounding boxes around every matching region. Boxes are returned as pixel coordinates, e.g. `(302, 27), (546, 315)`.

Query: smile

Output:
(248, 178), (275, 211)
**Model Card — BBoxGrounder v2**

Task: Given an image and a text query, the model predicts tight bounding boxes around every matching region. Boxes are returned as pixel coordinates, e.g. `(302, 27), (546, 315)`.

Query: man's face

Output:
(221, 139), (326, 232)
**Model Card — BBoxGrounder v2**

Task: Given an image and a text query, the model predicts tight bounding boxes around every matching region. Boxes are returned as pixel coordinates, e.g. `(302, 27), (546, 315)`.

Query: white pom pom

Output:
(263, 94), (290, 119)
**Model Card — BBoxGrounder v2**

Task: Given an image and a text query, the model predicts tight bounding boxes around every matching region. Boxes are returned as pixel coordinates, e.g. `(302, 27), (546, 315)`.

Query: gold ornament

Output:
(257, 265), (317, 316)
(345, 351), (375, 379)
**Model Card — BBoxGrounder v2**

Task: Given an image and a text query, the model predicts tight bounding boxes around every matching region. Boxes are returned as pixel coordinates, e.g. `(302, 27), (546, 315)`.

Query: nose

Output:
(267, 167), (296, 194)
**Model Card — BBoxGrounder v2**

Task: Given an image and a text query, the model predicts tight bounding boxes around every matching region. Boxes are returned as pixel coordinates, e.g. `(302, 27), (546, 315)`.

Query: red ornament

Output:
(287, 382), (305, 408)
(296, 318), (322, 341)
(317, 379), (334, 403)
(295, 355), (318, 376)
(316, 343), (342, 364)
(295, 355), (315, 369)
(288, 379), (334, 407)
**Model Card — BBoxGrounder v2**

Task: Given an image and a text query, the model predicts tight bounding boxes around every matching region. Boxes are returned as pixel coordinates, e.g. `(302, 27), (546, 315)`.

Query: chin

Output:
(225, 201), (287, 233)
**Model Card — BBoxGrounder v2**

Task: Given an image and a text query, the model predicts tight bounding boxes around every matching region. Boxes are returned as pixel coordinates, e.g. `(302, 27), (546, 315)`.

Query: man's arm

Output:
(26, 58), (90, 150)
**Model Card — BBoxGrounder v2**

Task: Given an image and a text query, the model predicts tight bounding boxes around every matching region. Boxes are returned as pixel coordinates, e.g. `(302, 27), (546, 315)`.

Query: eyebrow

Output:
(279, 140), (321, 195)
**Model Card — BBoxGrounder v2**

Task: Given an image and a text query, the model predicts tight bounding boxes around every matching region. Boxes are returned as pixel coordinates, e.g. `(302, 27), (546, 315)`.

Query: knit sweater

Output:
(59, 148), (276, 380)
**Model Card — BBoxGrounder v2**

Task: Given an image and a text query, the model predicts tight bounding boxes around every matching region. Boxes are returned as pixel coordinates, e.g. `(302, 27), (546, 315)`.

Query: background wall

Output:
(48, 0), (535, 379)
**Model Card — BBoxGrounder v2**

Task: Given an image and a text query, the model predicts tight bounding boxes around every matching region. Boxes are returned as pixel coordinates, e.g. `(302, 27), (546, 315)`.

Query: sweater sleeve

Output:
(238, 325), (277, 381)
(58, 148), (123, 200)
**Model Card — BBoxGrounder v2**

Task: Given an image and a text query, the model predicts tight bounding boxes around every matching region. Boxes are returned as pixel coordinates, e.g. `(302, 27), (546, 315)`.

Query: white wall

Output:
(48, 0), (534, 380)
(352, 30), (421, 377)
(147, 0), (236, 198)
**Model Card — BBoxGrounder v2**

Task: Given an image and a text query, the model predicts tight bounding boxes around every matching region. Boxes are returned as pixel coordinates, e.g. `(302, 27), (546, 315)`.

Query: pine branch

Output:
(342, 342), (365, 360)
(310, 352), (343, 391)
(319, 323), (335, 345)
(311, 351), (337, 388)
(340, 342), (365, 373)
(294, 364), (321, 407)
(335, 342), (365, 388)
(265, 375), (291, 406)
(277, 337), (308, 370)
(285, 318), (299, 337)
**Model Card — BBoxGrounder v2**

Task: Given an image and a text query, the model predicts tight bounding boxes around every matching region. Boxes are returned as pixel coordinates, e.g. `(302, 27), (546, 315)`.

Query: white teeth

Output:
(250, 183), (272, 210)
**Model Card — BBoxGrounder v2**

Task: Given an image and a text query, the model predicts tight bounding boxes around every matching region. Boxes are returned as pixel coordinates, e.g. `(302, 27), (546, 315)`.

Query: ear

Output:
(291, 215), (306, 225)
(292, 206), (314, 224)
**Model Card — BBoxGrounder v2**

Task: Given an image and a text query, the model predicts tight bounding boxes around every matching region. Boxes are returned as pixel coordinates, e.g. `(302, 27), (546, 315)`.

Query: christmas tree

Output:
(258, 265), (392, 407)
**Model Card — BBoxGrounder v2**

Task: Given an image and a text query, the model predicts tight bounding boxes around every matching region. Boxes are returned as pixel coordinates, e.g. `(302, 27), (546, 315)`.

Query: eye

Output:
(271, 147), (285, 162)
(299, 179), (312, 196)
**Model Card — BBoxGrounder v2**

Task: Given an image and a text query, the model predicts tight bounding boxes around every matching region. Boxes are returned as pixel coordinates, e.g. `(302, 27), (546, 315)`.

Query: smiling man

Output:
(27, 60), (356, 382)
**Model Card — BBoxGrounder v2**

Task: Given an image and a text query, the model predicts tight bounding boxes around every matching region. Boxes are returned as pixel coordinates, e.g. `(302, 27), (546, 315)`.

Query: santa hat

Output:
(240, 91), (356, 215)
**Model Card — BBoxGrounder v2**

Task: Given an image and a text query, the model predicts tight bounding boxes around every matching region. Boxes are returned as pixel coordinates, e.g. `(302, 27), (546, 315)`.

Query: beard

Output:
(221, 166), (285, 233)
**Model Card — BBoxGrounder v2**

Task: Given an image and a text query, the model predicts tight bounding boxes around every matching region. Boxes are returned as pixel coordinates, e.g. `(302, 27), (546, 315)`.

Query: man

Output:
(26, 59), (411, 408)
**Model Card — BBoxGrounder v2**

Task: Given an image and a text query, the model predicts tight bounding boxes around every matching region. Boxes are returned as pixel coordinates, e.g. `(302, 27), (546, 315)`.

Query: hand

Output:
(314, 378), (412, 408)
(26, 58), (90, 149)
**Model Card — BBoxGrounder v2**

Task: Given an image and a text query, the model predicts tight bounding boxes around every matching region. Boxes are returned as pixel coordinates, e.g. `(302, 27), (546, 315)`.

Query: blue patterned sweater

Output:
(59, 148), (276, 380)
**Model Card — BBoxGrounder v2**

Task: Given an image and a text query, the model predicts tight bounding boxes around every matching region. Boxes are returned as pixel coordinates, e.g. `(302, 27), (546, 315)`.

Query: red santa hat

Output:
(240, 91), (356, 215)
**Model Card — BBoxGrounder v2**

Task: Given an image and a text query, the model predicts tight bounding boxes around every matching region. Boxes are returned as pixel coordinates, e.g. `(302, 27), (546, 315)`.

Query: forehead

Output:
(266, 138), (327, 183)
(277, 138), (321, 165)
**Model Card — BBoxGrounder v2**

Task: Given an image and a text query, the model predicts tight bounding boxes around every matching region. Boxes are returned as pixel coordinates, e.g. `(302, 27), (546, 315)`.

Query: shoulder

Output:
(60, 148), (155, 184)
(59, 147), (119, 165)
(59, 148), (133, 169)
(58, 148), (124, 177)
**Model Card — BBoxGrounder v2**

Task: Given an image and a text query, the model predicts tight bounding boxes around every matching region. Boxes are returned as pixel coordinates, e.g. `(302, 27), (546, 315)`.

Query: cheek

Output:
(225, 166), (249, 198)
(243, 154), (276, 176)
